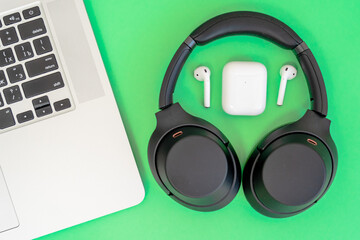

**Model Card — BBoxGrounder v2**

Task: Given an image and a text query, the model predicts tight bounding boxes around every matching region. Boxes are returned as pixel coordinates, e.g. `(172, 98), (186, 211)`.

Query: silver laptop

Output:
(0, 0), (144, 239)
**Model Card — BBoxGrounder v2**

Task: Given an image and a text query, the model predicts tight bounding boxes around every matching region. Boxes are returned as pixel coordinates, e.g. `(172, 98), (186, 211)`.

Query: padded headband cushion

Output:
(159, 11), (328, 116)
(190, 11), (302, 48)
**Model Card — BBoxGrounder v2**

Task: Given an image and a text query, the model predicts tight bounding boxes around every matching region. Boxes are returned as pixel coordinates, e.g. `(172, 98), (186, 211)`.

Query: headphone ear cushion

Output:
(244, 133), (334, 217)
(155, 126), (241, 211)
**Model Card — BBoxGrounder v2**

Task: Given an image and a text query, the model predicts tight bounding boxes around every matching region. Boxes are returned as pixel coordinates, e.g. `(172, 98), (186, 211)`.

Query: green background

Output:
(40, 0), (360, 239)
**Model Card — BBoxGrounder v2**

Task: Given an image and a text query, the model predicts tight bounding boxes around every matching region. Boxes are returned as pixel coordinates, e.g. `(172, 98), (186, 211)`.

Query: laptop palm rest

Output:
(0, 167), (19, 233)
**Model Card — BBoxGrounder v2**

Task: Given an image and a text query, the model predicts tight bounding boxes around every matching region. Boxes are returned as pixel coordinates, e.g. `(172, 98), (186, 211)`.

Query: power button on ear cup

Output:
(155, 126), (241, 211)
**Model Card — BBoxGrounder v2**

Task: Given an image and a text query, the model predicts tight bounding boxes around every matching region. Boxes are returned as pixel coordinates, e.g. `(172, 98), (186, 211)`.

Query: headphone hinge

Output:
(184, 36), (196, 49)
(294, 41), (309, 55)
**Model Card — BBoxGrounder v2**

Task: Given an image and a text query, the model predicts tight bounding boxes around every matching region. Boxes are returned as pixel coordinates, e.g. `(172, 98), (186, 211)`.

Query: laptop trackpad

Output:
(0, 167), (19, 233)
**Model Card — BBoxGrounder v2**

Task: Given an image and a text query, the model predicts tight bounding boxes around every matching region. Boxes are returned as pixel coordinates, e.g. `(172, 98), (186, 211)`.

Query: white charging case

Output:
(222, 61), (267, 115)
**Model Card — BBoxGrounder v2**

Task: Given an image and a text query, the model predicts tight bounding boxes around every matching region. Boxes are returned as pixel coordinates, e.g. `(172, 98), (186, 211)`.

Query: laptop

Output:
(0, 0), (144, 239)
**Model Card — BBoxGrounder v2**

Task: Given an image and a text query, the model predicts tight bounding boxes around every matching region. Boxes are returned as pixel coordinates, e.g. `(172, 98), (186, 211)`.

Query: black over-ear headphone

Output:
(148, 11), (337, 218)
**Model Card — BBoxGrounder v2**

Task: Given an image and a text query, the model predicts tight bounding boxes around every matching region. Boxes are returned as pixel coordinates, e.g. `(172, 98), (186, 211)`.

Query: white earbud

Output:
(277, 65), (297, 106)
(194, 66), (211, 108)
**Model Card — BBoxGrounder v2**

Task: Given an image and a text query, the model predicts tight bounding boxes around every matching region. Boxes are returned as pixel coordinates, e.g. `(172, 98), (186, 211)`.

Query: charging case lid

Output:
(222, 61), (267, 115)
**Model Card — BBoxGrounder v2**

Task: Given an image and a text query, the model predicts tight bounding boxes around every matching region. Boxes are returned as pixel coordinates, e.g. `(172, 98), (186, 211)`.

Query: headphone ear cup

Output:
(148, 103), (241, 211)
(156, 126), (241, 211)
(243, 111), (337, 218)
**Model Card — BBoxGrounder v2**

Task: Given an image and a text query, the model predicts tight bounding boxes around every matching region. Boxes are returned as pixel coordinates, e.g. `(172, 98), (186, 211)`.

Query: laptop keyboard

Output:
(0, 4), (74, 133)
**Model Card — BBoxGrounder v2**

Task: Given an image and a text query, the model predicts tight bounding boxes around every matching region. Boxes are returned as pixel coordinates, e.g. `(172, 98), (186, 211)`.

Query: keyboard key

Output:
(22, 72), (64, 98)
(3, 13), (21, 26)
(23, 6), (41, 20)
(6, 65), (26, 83)
(25, 54), (58, 77)
(32, 95), (50, 109)
(17, 110), (34, 123)
(54, 98), (71, 112)
(18, 18), (46, 40)
(0, 71), (7, 88)
(32, 95), (52, 117)
(3, 85), (23, 104)
(0, 108), (15, 129)
(0, 27), (19, 46)
(0, 20), (2, 28)
(0, 48), (15, 67)
(33, 36), (52, 55)
(35, 105), (52, 117)
(14, 42), (34, 61)
(0, 94), (4, 107)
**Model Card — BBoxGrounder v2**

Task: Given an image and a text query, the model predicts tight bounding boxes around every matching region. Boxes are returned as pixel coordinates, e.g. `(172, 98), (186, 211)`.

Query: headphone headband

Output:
(159, 11), (328, 116)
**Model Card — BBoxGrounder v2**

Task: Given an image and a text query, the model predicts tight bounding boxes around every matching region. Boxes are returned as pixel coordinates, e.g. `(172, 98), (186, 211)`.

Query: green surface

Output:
(40, 0), (360, 239)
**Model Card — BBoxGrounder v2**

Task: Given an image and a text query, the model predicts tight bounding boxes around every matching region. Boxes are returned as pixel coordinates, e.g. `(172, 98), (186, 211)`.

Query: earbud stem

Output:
(277, 76), (288, 106)
(204, 79), (210, 108)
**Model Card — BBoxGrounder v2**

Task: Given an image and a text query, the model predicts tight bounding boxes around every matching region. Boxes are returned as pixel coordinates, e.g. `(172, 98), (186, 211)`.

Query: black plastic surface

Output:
(259, 141), (326, 206)
(148, 103), (241, 211)
(243, 110), (337, 217)
(156, 127), (238, 208)
(159, 43), (193, 109)
(297, 49), (328, 116)
(190, 11), (302, 48)
(166, 134), (229, 198)
(258, 110), (334, 152)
